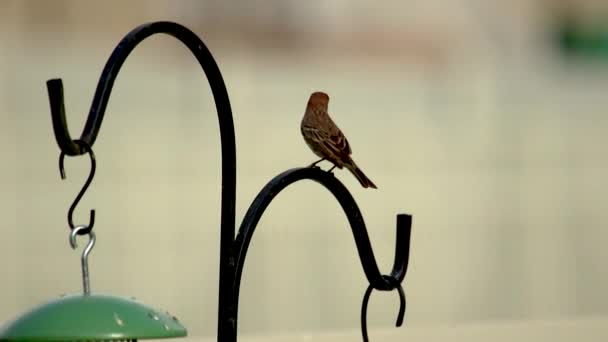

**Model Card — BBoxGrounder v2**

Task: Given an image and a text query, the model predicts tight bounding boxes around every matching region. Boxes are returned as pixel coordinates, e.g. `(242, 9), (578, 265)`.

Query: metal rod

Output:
(69, 225), (96, 295)
(47, 21), (237, 341)
(232, 167), (412, 334)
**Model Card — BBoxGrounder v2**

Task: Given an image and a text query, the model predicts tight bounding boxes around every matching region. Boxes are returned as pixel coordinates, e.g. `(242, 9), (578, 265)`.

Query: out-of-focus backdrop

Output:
(1, 0), (607, 339)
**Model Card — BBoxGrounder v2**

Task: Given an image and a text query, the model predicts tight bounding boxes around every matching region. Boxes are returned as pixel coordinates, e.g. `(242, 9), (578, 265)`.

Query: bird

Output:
(300, 91), (377, 189)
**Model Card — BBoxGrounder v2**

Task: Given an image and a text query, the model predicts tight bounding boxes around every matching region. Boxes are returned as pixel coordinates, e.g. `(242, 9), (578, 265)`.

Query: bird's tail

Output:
(345, 160), (377, 189)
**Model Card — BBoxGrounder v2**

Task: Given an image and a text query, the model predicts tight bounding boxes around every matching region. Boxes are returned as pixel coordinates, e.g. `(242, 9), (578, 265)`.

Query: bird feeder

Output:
(0, 226), (187, 342)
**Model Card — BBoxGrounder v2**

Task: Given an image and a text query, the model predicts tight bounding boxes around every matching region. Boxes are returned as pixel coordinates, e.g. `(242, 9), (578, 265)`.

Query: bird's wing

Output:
(302, 124), (351, 159)
(329, 129), (351, 155)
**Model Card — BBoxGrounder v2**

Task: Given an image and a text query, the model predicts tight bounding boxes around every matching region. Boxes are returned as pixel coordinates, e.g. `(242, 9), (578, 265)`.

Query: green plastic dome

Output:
(0, 294), (187, 341)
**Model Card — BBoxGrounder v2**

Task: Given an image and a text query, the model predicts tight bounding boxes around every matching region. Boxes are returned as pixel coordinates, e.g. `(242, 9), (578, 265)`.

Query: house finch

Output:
(301, 91), (377, 189)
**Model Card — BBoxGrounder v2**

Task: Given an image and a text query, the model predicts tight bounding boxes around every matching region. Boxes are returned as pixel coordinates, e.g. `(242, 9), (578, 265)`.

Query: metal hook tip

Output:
(58, 153), (67, 179)
(69, 234), (78, 249)
(69, 225), (89, 249)
(395, 285), (406, 327)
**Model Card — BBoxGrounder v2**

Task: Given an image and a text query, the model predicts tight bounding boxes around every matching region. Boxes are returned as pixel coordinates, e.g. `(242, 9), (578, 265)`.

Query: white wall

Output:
(1, 0), (607, 338)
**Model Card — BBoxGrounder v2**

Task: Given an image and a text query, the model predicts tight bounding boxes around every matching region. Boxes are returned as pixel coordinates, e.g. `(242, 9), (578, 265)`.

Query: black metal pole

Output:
(47, 21), (412, 342)
(46, 21), (238, 342)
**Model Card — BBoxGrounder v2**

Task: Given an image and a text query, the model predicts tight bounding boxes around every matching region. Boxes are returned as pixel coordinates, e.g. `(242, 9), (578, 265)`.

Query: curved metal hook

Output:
(232, 167), (412, 334)
(46, 21), (235, 161)
(59, 140), (96, 235)
(69, 225), (96, 295)
(360, 278), (406, 342)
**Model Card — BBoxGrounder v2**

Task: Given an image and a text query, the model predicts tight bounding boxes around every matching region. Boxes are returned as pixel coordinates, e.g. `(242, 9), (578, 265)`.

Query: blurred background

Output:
(1, 0), (608, 339)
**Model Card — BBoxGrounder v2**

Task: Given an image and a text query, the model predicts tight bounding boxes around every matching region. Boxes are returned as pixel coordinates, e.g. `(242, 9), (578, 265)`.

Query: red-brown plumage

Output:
(301, 92), (377, 189)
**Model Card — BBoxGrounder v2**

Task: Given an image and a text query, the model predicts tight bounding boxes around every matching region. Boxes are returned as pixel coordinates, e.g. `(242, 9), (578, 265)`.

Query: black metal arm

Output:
(47, 21), (238, 342)
(233, 167), (411, 338)
(48, 21), (412, 342)
(234, 167), (410, 294)
(47, 21), (235, 161)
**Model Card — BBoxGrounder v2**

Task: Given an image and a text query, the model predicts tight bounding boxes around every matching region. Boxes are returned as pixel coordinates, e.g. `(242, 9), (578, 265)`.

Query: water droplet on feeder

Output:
(114, 312), (125, 326)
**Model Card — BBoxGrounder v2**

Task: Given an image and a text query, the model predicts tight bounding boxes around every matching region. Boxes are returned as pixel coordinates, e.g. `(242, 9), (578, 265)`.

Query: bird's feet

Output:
(316, 165), (337, 175)
(307, 158), (337, 176)
(308, 158), (325, 168)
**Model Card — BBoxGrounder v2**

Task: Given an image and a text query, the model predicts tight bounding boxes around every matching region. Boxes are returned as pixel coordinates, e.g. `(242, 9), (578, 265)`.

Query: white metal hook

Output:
(69, 225), (95, 295)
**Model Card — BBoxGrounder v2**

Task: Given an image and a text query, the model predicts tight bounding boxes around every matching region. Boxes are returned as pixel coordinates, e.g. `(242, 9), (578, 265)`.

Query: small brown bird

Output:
(301, 91), (377, 189)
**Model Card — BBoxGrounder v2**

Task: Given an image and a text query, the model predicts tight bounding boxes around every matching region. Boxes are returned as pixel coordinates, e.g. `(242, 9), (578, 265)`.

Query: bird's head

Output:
(308, 91), (330, 108)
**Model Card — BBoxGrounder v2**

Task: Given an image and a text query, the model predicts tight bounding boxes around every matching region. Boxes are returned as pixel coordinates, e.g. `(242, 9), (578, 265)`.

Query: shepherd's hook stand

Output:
(47, 21), (412, 342)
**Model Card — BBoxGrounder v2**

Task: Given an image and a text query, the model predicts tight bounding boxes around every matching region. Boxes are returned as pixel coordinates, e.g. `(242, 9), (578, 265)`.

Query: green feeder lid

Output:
(0, 294), (187, 341)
